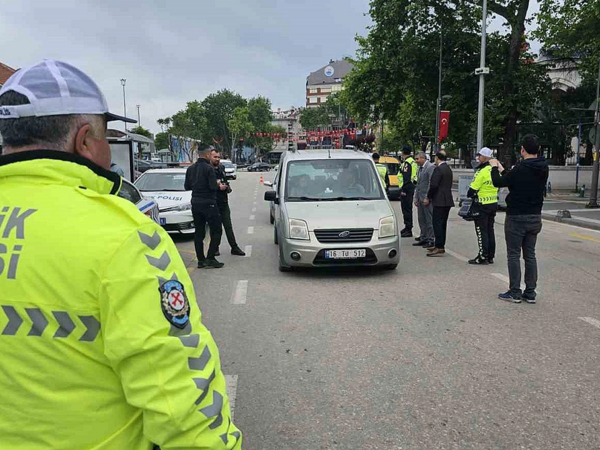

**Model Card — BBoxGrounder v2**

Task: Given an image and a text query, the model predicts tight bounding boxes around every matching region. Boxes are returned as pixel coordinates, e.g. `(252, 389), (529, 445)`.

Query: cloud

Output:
(0, 0), (371, 133)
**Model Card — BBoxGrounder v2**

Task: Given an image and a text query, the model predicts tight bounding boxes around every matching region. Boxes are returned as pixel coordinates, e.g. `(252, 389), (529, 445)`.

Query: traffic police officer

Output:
(372, 152), (390, 190)
(0, 60), (241, 449)
(399, 146), (418, 237)
(467, 147), (499, 265)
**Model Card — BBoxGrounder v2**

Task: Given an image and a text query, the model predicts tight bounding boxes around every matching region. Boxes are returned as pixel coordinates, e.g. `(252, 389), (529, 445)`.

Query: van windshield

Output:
(285, 159), (385, 201)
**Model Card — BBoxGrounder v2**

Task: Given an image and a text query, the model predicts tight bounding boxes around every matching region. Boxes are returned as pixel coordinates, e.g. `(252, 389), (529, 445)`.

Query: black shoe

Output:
(204, 259), (224, 269)
(401, 230), (413, 238)
(415, 237), (421, 242)
(424, 243), (435, 249)
(214, 250), (221, 256)
(498, 291), (522, 303)
(231, 247), (246, 256)
(488, 258), (494, 264)
(197, 260), (206, 268)
(413, 241), (427, 246)
(522, 293), (536, 304)
(468, 256), (489, 265)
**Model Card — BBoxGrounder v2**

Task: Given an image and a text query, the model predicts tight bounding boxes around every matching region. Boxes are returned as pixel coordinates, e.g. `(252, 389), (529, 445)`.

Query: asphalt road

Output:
(174, 171), (600, 450)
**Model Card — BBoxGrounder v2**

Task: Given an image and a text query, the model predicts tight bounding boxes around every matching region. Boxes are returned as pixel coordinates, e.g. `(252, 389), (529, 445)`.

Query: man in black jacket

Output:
(491, 134), (549, 303)
(426, 151), (455, 257)
(184, 146), (225, 269)
(210, 149), (246, 257)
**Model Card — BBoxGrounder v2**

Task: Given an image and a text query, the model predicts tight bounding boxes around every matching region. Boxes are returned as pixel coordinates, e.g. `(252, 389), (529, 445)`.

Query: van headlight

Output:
(379, 216), (396, 238)
(176, 203), (192, 211)
(289, 219), (310, 241)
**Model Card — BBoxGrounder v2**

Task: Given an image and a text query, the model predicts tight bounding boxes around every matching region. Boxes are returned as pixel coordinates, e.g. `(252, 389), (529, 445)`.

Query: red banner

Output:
(439, 111), (450, 143)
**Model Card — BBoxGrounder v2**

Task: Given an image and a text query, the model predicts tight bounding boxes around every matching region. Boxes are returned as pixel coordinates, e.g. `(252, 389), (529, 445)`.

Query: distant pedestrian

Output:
(426, 151), (455, 257)
(184, 146), (225, 268)
(210, 149), (246, 257)
(413, 151), (435, 248)
(467, 147), (499, 265)
(491, 134), (549, 303)
(399, 146), (418, 237)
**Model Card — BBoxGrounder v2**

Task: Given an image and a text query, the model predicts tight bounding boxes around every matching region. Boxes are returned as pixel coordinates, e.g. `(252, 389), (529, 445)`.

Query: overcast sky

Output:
(1, 0), (539, 135)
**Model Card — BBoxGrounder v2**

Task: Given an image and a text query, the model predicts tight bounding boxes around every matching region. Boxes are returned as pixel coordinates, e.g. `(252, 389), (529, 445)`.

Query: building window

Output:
(309, 87), (318, 94)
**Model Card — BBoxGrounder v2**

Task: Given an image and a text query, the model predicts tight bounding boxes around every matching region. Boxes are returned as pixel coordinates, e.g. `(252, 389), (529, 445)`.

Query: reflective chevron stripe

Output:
(0, 306), (101, 342)
(138, 230), (161, 250)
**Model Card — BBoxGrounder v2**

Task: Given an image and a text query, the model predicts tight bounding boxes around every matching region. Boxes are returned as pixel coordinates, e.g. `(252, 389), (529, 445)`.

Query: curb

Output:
(541, 212), (600, 232)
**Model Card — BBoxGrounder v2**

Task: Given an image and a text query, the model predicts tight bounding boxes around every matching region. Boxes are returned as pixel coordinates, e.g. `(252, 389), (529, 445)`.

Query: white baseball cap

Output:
(477, 147), (494, 158)
(0, 59), (136, 123)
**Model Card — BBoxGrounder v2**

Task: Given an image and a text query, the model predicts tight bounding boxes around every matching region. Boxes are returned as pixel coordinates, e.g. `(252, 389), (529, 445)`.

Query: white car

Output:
(134, 168), (194, 234)
(221, 160), (237, 180)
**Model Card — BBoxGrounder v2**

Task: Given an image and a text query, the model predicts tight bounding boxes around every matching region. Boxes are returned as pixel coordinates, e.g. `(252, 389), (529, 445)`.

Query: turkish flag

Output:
(439, 111), (450, 143)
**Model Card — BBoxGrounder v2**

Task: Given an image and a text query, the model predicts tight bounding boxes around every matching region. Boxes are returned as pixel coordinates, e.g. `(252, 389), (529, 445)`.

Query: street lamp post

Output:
(120, 79), (127, 131)
(476, 0), (489, 153)
(434, 32), (443, 155)
(586, 57), (600, 208)
(136, 105), (141, 127)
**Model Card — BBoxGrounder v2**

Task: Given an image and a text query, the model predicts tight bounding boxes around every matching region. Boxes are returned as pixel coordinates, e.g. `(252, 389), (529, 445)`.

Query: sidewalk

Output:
(542, 192), (600, 231)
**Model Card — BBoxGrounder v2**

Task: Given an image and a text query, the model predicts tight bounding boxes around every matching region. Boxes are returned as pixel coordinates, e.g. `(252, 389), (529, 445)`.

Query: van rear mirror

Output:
(264, 191), (277, 203)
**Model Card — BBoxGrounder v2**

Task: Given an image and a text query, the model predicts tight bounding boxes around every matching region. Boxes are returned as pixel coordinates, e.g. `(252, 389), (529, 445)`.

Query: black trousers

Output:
(433, 206), (451, 249)
(505, 214), (543, 297)
(400, 188), (415, 229)
(217, 202), (238, 249)
(474, 204), (497, 259)
(192, 203), (222, 261)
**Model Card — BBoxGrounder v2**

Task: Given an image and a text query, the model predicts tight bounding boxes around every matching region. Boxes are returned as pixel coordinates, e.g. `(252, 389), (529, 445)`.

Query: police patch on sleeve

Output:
(159, 280), (190, 329)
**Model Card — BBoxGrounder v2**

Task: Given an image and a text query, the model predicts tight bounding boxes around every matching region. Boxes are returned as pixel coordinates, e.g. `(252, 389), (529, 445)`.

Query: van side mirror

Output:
(264, 191), (278, 204)
(263, 181), (273, 187)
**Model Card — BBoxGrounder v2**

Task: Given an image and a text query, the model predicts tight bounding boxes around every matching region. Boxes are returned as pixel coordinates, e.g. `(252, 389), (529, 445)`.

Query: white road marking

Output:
(225, 375), (238, 420)
(231, 280), (249, 305)
(249, 215), (256, 221)
(492, 273), (526, 291)
(253, 201), (257, 205)
(247, 226), (254, 234)
(252, 207), (257, 212)
(445, 248), (469, 262)
(244, 245), (252, 257)
(579, 317), (600, 330)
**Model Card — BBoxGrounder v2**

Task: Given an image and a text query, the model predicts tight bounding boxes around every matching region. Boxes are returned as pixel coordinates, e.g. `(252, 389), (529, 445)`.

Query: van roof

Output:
(282, 150), (373, 162)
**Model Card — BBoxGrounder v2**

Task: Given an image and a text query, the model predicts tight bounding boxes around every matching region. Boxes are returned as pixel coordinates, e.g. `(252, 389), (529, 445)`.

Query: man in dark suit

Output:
(425, 151), (455, 257)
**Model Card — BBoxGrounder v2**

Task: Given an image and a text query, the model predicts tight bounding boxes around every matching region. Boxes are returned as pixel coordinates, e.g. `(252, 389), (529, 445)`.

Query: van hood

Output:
(285, 200), (394, 230)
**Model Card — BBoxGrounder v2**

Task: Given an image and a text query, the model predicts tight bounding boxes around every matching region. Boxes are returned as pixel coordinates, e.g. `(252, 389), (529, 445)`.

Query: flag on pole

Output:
(439, 111), (450, 143)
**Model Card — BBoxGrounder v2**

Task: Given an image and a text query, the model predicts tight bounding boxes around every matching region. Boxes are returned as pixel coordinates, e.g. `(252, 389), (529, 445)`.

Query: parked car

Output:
(221, 160), (237, 180)
(134, 168), (194, 234)
(118, 178), (160, 224)
(264, 150), (400, 272)
(248, 162), (271, 172)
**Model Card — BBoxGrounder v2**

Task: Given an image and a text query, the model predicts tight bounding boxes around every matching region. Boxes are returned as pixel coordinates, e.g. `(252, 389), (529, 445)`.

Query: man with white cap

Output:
(466, 147), (499, 265)
(0, 60), (241, 449)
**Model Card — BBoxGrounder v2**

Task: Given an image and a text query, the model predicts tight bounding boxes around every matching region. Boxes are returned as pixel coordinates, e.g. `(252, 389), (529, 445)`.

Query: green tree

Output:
(154, 132), (169, 150)
(201, 90), (247, 153)
(129, 125), (153, 139)
(228, 106), (254, 158)
(299, 106), (331, 129)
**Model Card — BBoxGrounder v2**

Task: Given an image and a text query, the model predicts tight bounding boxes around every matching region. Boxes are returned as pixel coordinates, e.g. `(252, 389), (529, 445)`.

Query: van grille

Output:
(314, 228), (374, 243)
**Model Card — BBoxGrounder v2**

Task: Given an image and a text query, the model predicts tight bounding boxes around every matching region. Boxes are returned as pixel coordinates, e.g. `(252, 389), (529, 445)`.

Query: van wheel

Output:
(274, 226), (278, 245)
(270, 212), (275, 224)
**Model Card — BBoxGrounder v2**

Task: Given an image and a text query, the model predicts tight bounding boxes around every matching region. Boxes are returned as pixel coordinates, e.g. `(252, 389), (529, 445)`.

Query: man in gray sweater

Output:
(413, 152), (436, 248)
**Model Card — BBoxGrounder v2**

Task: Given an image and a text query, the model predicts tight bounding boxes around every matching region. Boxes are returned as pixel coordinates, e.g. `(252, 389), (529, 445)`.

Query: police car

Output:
(118, 178), (160, 224)
(134, 168), (194, 234)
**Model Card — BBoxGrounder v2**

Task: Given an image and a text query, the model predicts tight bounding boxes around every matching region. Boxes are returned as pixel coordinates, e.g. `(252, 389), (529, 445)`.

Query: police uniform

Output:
(400, 155), (418, 234)
(0, 151), (241, 449)
(468, 161), (499, 262)
(376, 163), (390, 189)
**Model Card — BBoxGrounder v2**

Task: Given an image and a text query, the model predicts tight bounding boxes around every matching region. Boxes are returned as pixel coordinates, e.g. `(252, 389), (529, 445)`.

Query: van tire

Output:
(274, 226), (278, 245)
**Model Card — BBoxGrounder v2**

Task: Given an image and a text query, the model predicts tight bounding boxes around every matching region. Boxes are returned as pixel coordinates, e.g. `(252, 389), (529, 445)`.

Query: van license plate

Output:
(325, 249), (366, 259)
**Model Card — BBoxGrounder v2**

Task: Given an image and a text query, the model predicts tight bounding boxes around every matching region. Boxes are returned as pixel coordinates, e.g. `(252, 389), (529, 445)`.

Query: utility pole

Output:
(476, 0), (489, 153)
(434, 32), (443, 154)
(136, 105), (141, 127)
(120, 79), (127, 131)
(586, 56), (600, 208)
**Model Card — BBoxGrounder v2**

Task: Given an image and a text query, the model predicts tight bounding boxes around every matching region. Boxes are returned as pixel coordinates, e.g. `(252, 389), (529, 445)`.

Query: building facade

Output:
(306, 59), (354, 108)
(272, 108), (301, 154)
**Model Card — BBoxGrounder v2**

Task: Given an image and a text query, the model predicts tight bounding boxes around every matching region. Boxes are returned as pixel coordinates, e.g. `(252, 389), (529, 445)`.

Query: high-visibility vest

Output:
(376, 163), (388, 185)
(0, 151), (241, 450)
(404, 157), (419, 184)
(470, 163), (499, 205)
